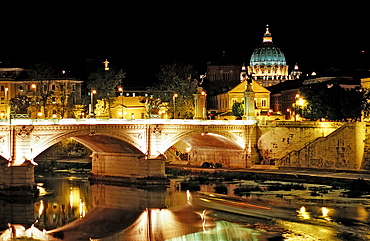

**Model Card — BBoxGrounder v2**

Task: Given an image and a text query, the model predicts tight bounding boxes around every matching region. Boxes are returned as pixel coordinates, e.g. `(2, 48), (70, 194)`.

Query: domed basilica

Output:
(247, 25), (290, 87)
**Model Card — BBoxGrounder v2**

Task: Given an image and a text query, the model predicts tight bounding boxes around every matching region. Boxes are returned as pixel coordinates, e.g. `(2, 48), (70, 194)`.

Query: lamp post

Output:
(173, 93), (178, 119)
(31, 84), (38, 118)
(90, 89), (97, 118)
(4, 87), (8, 119)
(118, 87), (124, 119)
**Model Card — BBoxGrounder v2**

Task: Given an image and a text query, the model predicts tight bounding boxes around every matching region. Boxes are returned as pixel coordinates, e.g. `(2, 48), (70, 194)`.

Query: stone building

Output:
(208, 78), (271, 120)
(0, 68), (83, 119)
(205, 52), (242, 94)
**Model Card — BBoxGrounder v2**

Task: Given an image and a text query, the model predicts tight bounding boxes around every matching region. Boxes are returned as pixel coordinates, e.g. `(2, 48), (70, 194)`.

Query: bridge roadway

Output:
(0, 118), (257, 192)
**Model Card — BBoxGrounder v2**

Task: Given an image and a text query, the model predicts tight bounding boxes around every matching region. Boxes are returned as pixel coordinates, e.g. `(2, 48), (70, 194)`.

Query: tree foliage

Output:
(28, 63), (58, 118)
(300, 83), (363, 121)
(361, 88), (370, 119)
(87, 68), (125, 117)
(232, 102), (244, 119)
(147, 63), (198, 119)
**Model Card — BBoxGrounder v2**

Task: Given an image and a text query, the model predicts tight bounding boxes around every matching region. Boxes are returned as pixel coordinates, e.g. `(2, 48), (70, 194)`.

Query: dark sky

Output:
(1, 4), (369, 83)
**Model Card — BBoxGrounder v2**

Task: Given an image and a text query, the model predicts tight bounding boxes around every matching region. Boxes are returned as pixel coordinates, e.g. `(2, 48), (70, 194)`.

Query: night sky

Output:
(1, 4), (368, 85)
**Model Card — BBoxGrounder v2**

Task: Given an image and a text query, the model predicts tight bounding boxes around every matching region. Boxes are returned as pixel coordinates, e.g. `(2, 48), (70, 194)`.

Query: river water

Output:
(1, 172), (370, 240)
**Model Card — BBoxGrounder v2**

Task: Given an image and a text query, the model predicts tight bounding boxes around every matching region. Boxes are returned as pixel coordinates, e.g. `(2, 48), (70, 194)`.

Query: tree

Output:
(300, 83), (363, 121)
(53, 81), (79, 118)
(28, 63), (58, 118)
(361, 88), (370, 119)
(87, 68), (126, 118)
(232, 102), (244, 119)
(147, 63), (198, 119)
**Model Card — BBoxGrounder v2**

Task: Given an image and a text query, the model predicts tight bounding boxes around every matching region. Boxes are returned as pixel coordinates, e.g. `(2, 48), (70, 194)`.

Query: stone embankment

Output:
(166, 164), (370, 185)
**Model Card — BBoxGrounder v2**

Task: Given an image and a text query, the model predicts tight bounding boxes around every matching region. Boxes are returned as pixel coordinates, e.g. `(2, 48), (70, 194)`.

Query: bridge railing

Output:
(0, 118), (258, 126)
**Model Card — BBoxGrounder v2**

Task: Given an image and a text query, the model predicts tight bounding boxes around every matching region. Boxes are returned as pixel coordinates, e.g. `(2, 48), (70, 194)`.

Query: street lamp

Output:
(4, 87), (8, 119)
(118, 87), (124, 119)
(173, 93), (178, 119)
(90, 89), (97, 118)
(30, 84), (38, 118)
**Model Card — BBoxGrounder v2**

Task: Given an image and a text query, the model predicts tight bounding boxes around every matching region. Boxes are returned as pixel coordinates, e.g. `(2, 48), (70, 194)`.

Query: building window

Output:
(0, 97), (4, 104)
(51, 85), (56, 91)
(261, 98), (267, 107)
(223, 71), (230, 81)
(0, 86), (4, 92)
(52, 97), (56, 103)
(212, 73), (217, 81)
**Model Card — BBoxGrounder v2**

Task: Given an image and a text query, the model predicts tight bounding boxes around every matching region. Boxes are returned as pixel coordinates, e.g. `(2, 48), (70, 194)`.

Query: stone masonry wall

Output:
(275, 122), (366, 170)
(257, 122), (344, 164)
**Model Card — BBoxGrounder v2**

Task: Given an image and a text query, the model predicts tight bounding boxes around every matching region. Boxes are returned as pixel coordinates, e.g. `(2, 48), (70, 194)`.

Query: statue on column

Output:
(245, 74), (254, 91)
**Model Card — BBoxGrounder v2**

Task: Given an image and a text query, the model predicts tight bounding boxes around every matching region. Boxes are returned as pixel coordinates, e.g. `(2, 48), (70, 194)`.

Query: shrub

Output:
(214, 184), (228, 194)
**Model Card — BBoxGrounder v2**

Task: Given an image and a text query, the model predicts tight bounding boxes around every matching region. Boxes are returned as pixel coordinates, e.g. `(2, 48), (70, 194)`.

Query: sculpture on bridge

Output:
(144, 95), (163, 119)
(95, 99), (110, 118)
(9, 94), (30, 118)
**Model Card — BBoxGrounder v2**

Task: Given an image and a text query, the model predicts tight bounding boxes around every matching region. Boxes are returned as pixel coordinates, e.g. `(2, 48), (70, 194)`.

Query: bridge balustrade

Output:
(0, 118), (257, 126)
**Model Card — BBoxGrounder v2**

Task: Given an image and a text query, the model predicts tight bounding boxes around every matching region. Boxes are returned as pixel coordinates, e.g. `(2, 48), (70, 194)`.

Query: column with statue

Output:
(193, 87), (207, 120)
(243, 74), (256, 120)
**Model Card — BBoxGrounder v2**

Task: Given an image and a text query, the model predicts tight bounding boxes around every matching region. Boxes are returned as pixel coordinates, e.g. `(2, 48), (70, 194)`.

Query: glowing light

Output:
(38, 200), (44, 217)
(199, 209), (207, 233)
(79, 199), (86, 218)
(186, 190), (192, 205)
(321, 207), (331, 220)
(297, 206), (310, 219)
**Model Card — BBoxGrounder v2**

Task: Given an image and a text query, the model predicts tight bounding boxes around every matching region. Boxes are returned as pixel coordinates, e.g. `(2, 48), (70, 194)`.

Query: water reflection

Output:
(35, 176), (92, 230)
(1, 174), (370, 240)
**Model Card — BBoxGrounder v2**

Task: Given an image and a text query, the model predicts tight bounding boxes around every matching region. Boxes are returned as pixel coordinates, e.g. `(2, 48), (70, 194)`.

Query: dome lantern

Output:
(263, 24), (272, 43)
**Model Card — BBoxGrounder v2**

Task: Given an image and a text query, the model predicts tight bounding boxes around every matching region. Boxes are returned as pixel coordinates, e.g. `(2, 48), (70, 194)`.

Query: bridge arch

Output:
(31, 127), (144, 160)
(159, 128), (246, 155)
(30, 125), (166, 184)
(161, 128), (247, 168)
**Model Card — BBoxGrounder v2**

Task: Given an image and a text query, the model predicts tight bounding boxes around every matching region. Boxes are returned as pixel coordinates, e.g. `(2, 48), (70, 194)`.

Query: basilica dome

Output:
(249, 26), (286, 66)
(250, 42), (286, 66)
(247, 25), (289, 87)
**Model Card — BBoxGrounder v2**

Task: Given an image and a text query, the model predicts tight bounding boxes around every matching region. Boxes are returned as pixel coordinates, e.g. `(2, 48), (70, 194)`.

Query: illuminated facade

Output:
(208, 79), (270, 120)
(248, 25), (290, 87)
(0, 68), (83, 119)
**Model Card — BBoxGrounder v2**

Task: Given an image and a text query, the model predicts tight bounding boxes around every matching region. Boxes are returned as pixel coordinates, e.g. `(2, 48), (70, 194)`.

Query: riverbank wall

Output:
(166, 164), (370, 185)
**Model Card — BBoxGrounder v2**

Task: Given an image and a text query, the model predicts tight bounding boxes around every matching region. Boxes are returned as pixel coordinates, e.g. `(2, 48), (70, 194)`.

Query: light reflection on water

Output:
(1, 174), (370, 240)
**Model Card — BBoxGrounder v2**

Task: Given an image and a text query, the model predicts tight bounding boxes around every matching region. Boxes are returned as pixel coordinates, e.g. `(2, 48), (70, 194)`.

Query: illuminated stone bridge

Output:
(0, 119), (369, 193)
(0, 119), (257, 190)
